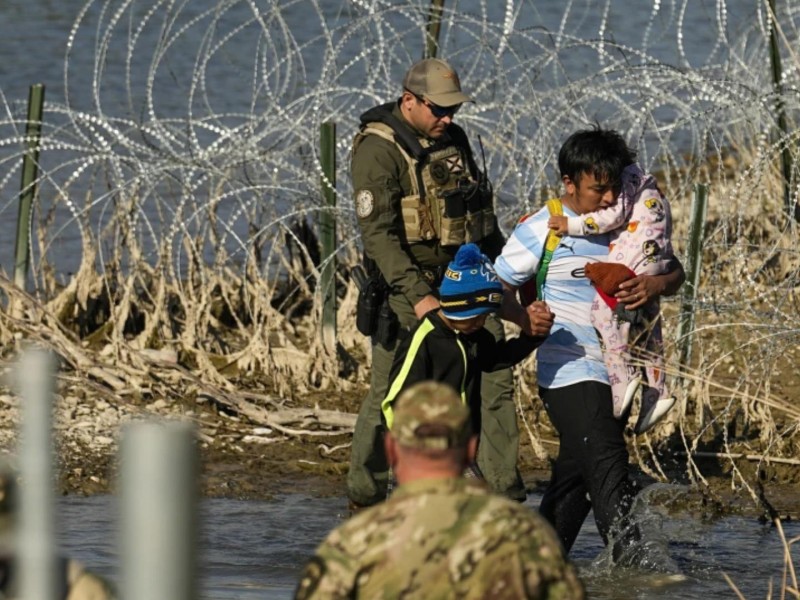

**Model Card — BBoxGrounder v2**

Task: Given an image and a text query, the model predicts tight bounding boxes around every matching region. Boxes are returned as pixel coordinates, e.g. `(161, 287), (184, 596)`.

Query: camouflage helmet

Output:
(391, 382), (471, 450)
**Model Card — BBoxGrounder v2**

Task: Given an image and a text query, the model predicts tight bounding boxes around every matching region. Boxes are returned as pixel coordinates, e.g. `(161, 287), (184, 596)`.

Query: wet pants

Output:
(539, 380), (640, 553)
(346, 294), (525, 506)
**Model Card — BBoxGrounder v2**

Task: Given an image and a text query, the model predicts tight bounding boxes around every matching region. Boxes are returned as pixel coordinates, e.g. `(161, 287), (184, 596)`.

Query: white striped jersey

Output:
(494, 202), (610, 389)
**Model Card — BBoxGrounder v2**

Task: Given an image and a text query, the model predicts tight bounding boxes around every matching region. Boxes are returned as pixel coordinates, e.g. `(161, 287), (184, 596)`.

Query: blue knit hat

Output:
(439, 244), (503, 320)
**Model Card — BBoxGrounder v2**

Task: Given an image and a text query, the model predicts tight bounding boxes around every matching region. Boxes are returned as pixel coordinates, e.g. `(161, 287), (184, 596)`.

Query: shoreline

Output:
(0, 332), (800, 520)
(21, 386), (797, 524)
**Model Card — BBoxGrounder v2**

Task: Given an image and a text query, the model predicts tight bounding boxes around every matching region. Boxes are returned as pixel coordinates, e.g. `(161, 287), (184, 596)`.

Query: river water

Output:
(5, 1), (799, 597)
(0, 0), (784, 275)
(58, 488), (799, 599)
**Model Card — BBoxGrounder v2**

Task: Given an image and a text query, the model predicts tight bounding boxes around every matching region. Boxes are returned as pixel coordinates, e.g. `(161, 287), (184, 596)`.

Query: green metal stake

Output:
(320, 121), (337, 354)
(14, 83), (46, 290)
(424, 0), (445, 59)
(677, 183), (708, 414)
(767, 0), (796, 221)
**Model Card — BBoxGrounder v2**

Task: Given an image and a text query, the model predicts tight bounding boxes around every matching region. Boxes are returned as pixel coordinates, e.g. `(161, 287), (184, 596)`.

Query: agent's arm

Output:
(353, 135), (437, 319)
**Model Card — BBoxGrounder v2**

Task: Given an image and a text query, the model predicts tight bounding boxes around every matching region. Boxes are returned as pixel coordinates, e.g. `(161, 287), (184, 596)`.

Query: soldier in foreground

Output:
(0, 461), (116, 600)
(295, 382), (584, 600)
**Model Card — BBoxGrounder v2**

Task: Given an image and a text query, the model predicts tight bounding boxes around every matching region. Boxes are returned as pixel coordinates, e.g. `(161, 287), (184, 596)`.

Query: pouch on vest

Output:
(400, 194), (425, 243)
(464, 184), (484, 242)
(438, 187), (467, 246)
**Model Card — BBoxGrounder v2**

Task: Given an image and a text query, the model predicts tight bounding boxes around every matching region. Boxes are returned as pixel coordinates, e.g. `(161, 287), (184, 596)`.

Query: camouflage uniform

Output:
(347, 62), (525, 506)
(295, 478), (584, 600)
(300, 383), (583, 599)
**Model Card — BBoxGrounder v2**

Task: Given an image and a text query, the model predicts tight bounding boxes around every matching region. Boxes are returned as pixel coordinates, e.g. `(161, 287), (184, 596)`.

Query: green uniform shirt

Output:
(295, 478), (585, 600)
(351, 102), (506, 307)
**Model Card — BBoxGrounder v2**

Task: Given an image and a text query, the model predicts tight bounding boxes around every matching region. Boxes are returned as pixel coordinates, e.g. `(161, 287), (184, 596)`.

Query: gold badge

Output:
(356, 189), (374, 218)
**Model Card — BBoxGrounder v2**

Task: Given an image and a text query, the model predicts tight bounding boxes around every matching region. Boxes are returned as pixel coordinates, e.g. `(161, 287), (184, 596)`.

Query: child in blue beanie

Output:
(381, 243), (553, 477)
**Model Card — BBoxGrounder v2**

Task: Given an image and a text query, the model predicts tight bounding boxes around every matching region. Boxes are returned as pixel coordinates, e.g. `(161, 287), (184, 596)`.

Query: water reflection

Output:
(57, 490), (798, 599)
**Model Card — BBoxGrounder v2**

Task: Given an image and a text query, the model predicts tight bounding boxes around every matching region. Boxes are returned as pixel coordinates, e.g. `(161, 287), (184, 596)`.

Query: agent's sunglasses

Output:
(410, 92), (461, 119)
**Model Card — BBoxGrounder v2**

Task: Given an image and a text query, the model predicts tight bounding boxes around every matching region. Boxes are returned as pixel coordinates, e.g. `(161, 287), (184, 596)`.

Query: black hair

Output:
(558, 126), (637, 190)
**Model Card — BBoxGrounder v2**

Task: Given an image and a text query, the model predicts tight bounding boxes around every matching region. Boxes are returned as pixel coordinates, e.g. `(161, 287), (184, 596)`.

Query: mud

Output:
(3, 382), (799, 524)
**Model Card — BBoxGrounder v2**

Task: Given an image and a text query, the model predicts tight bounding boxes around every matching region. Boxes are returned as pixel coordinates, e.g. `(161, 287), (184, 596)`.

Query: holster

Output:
(353, 257), (398, 348)
(353, 262), (381, 337)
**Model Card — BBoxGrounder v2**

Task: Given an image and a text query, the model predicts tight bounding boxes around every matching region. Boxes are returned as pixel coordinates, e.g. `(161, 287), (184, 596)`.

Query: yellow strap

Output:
(544, 198), (563, 252)
(381, 319), (469, 429)
(534, 198), (564, 299)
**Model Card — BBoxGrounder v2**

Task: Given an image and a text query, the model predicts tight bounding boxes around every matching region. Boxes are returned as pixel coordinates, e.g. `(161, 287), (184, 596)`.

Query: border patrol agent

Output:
(296, 382), (585, 600)
(347, 58), (526, 508)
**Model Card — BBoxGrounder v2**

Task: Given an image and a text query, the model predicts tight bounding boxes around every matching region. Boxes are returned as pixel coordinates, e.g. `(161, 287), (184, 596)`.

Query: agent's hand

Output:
(414, 294), (440, 320)
(548, 215), (568, 235)
(524, 301), (554, 337)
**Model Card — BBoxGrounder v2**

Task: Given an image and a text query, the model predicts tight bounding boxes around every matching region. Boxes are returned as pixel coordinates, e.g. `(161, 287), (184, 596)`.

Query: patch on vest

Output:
(356, 189), (374, 218)
(430, 160), (450, 185)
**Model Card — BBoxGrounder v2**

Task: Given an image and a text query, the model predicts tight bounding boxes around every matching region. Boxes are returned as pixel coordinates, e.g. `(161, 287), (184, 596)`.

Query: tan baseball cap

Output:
(392, 381), (472, 450)
(402, 58), (473, 107)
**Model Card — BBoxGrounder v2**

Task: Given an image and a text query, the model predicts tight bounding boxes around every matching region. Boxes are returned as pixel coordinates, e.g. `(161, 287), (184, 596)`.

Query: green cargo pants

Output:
(346, 293), (526, 506)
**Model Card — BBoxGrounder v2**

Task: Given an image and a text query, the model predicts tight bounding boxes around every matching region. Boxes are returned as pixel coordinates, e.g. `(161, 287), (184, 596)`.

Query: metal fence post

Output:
(320, 121), (337, 355)
(767, 0), (796, 221)
(120, 421), (198, 600)
(677, 184), (709, 415)
(424, 0), (446, 59)
(14, 84), (46, 290)
(17, 348), (59, 600)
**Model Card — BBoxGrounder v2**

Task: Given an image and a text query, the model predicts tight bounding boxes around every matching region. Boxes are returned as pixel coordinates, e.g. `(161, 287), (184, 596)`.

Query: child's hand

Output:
(548, 216), (568, 235)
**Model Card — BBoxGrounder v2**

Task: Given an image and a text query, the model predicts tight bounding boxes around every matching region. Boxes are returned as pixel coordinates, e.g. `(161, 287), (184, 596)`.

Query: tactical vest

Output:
(353, 114), (496, 247)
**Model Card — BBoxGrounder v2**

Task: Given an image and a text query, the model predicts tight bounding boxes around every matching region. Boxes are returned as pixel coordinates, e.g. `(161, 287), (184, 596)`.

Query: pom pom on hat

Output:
(439, 244), (503, 320)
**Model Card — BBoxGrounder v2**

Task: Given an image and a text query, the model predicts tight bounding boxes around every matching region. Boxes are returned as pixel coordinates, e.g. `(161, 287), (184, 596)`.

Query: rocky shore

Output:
(2, 371), (799, 526)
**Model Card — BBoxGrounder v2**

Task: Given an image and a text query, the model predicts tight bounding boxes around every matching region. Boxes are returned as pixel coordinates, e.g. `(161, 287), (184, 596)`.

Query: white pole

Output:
(120, 420), (197, 600)
(17, 348), (59, 600)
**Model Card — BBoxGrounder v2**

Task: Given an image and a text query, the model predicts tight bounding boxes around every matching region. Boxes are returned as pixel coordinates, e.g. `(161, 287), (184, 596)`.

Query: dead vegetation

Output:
(0, 0), (798, 518)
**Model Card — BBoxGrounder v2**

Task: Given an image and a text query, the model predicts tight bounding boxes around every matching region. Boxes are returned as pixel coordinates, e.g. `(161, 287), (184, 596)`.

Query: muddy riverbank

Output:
(3, 375), (797, 524)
